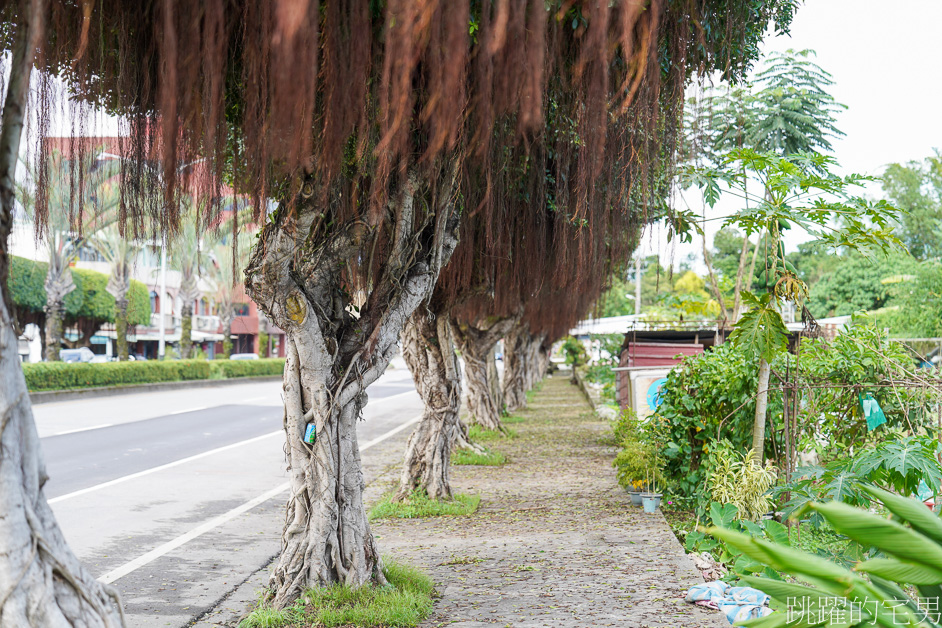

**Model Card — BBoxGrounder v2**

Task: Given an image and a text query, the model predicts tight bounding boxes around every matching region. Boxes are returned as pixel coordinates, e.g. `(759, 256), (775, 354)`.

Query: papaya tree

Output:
(688, 149), (904, 463)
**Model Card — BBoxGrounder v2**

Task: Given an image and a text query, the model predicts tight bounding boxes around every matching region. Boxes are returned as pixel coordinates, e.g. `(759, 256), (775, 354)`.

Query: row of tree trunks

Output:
(0, 1), (126, 625)
(452, 317), (517, 431)
(245, 171), (459, 607)
(502, 326), (550, 413)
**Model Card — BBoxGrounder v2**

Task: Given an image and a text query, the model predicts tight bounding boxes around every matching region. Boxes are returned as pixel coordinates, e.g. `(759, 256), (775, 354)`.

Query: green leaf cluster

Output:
(711, 487), (942, 628)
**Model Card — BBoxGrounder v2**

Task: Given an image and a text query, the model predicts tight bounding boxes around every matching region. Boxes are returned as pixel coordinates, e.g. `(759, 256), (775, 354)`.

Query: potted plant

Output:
(641, 470), (662, 513)
(614, 440), (652, 506)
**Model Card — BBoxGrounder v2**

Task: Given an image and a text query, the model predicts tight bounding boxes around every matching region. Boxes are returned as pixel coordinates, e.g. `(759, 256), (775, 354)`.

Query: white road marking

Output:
(95, 414), (423, 584)
(52, 424), (113, 437)
(48, 431), (282, 504)
(169, 405), (209, 415)
(367, 390), (418, 405)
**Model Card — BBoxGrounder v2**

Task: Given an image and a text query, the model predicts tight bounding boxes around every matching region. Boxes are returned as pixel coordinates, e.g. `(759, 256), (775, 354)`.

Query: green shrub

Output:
(208, 358), (285, 379)
(23, 358), (284, 391)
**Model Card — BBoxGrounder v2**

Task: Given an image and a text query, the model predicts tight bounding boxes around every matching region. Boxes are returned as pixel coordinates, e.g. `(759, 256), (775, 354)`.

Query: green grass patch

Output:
(501, 414), (526, 424)
(468, 424), (517, 441)
(368, 490), (480, 520)
(451, 448), (507, 466)
(239, 560), (433, 628)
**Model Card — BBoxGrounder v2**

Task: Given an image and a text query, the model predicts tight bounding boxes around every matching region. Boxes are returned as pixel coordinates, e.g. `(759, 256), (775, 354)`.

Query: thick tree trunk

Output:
(43, 301), (64, 362)
(397, 310), (461, 501)
(453, 317), (516, 431)
(114, 298), (128, 361)
(179, 304), (193, 359)
(502, 326), (530, 412)
(0, 2), (124, 624)
(244, 170), (459, 607)
(1, 292), (126, 626)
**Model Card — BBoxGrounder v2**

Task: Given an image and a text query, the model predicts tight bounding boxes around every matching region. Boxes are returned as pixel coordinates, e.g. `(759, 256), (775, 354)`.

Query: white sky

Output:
(641, 0), (942, 269)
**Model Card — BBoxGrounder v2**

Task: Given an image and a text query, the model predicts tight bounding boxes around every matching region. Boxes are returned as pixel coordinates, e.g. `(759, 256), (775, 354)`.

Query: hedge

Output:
(208, 358), (286, 379)
(23, 358), (285, 392)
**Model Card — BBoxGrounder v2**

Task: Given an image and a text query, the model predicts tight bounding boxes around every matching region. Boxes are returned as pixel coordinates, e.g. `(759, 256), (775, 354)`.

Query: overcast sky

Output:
(642, 0), (942, 268)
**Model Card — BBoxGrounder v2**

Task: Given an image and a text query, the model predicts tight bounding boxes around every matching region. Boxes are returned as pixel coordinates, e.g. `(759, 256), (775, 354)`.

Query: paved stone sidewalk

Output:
(374, 373), (724, 628)
(196, 373), (723, 627)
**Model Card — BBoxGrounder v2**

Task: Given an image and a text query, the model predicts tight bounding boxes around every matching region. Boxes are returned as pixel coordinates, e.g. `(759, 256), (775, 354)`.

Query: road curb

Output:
(29, 375), (282, 405)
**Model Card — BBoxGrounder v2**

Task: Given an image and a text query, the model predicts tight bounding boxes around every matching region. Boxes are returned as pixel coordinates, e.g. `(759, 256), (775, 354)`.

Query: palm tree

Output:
(170, 203), (214, 359)
(91, 225), (142, 361)
(208, 233), (253, 358)
(17, 150), (119, 360)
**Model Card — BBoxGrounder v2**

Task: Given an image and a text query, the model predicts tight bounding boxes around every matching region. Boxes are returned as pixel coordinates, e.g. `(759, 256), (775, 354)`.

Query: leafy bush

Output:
(707, 441), (777, 521)
(781, 435), (942, 520)
(9, 255), (151, 329)
(797, 320), (935, 456)
(559, 335), (587, 366)
(24, 358), (285, 391)
(208, 358), (286, 379)
(654, 342), (775, 502)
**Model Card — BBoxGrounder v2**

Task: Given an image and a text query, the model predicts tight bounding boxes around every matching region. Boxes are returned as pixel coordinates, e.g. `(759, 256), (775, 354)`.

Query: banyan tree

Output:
(0, 0), (796, 623)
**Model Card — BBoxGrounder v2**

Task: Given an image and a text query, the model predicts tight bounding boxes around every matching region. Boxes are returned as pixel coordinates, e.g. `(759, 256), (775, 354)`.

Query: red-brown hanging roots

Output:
(6, 0), (791, 247)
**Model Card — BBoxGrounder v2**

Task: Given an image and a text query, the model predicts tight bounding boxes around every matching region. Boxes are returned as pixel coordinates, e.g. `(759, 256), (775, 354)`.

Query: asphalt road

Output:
(35, 364), (423, 627)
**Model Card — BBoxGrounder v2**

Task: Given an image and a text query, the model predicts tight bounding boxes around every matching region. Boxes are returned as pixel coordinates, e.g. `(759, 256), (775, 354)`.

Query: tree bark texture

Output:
(397, 309), (461, 501)
(179, 304), (193, 359)
(0, 3), (124, 624)
(114, 298), (128, 361)
(244, 170), (459, 607)
(453, 317), (517, 431)
(42, 302), (64, 362)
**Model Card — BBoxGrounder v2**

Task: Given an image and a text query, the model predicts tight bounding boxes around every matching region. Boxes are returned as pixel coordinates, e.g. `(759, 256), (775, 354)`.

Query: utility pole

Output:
(634, 255), (642, 316)
(158, 241), (167, 359)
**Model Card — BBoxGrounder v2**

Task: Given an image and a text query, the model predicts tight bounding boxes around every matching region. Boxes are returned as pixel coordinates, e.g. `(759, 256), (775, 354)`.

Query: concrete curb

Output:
(572, 366), (617, 420)
(29, 375), (282, 405)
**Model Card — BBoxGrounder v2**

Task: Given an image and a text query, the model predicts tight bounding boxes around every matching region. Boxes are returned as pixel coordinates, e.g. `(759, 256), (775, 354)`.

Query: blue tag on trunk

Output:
(303, 422), (316, 444)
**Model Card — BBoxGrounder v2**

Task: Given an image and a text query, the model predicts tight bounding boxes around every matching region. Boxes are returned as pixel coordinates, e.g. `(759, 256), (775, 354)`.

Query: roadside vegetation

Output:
(239, 560), (434, 628)
(368, 491), (480, 521)
(23, 358), (285, 391)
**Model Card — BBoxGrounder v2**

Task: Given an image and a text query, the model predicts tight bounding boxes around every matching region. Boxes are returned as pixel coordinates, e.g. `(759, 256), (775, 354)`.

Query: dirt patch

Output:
(374, 374), (725, 627)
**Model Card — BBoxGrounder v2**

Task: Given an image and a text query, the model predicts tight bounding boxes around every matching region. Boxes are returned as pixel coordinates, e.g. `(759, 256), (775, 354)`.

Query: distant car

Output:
(230, 353), (260, 360)
(90, 354), (112, 363)
(60, 347), (95, 363)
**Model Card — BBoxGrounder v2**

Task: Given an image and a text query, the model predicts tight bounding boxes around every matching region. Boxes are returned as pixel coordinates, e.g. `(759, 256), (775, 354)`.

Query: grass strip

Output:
(369, 490), (480, 520)
(451, 448), (507, 466)
(239, 560), (433, 628)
